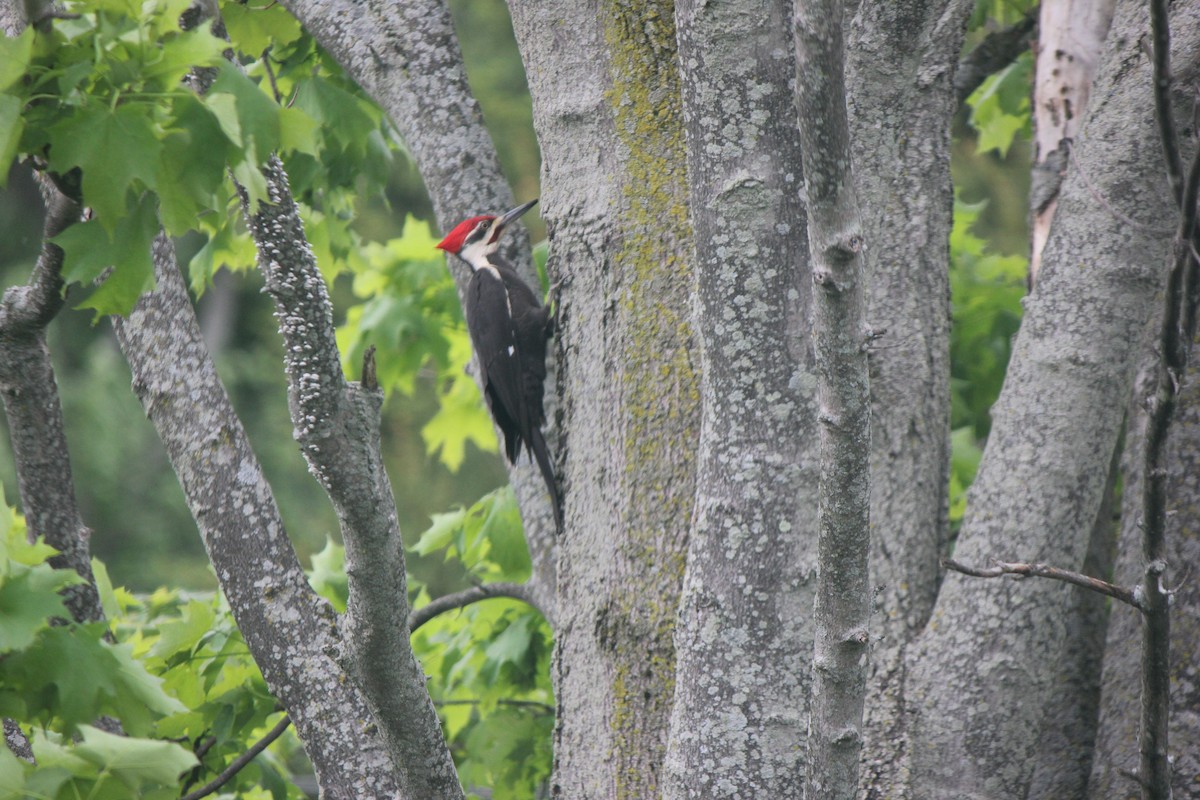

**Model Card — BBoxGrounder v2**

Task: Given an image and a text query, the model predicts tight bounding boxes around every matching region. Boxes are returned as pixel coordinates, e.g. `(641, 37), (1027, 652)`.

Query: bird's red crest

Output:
(436, 215), (495, 254)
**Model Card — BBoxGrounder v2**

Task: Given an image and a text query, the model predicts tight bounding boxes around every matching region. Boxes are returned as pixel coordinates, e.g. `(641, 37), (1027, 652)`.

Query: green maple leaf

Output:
(0, 563), (79, 653)
(0, 27), (32, 92)
(207, 62), (280, 166)
(222, 0), (303, 55)
(308, 537), (348, 612)
(148, 599), (215, 661)
(414, 509), (467, 557)
(141, 28), (226, 88)
(72, 725), (198, 790)
(54, 194), (158, 318)
(47, 106), (162, 228)
(157, 94), (232, 235)
(0, 95), (26, 189)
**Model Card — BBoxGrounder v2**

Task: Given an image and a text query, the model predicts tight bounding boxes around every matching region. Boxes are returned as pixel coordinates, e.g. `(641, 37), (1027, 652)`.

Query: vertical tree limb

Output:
(794, 1), (872, 796)
(0, 180), (104, 626)
(843, 1), (973, 791)
(2, 0), (106, 632)
(664, 0), (818, 795)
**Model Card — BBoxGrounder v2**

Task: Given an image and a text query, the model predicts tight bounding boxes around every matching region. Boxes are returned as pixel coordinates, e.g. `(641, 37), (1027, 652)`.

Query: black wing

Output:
(496, 262), (552, 429)
(466, 269), (531, 462)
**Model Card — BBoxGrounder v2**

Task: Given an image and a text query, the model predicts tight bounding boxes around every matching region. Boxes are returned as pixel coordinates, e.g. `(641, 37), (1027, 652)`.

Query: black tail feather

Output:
(529, 428), (563, 532)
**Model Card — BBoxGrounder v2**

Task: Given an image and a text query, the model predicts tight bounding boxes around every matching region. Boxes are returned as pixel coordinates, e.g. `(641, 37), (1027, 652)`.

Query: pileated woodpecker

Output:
(435, 199), (563, 528)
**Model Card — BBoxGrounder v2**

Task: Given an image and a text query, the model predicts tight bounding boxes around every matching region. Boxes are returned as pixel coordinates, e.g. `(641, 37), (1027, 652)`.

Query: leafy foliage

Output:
(2, 477), (552, 798)
(410, 497), (552, 800)
(966, 52), (1032, 158)
(412, 487), (531, 583)
(948, 197), (1027, 525)
(0, 512), (202, 799)
(0, 0), (390, 315)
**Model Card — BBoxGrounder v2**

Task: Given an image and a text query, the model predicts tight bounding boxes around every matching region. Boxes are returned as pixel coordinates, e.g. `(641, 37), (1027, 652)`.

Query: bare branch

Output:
(942, 558), (1142, 610)
(180, 716), (292, 800)
(954, 8), (1038, 107)
(408, 583), (545, 634)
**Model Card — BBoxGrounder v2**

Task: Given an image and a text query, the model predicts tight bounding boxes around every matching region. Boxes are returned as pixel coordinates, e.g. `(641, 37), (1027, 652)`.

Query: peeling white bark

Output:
(1029, 0), (1115, 281)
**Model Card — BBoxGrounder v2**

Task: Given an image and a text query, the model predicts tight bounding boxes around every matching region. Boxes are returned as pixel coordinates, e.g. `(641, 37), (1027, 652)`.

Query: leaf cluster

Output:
(0, 503), (200, 799)
(1, 494), (306, 798)
(0, 0), (393, 316)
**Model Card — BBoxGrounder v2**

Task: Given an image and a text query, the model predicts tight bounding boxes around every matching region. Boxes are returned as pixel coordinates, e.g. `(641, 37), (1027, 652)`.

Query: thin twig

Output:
(408, 582), (542, 633)
(942, 558), (1143, 610)
(1136, 0), (1196, 785)
(179, 716), (292, 800)
(260, 47), (282, 105)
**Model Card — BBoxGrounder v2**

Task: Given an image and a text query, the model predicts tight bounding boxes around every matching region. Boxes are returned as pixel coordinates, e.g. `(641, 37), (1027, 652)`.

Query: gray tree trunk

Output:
(508, 1), (700, 796)
(663, 0), (818, 796)
(905, 2), (1193, 796)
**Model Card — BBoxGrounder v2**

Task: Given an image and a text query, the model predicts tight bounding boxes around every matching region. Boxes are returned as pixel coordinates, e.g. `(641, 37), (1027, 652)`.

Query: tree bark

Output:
(1026, 435), (1119, 799)
(663, 0), (818, 796)
(0, 181), (105, 626)
(906, 1), (1193, 796)
(842, 1), (971, 792)
(508, 1), (700, 796)
(794, 1), (872, 796)
(112, 237), (402, 799)
(1092, 353), (1200, 798)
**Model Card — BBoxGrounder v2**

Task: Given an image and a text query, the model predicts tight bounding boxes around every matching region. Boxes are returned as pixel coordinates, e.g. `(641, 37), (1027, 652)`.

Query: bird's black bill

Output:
(496, 198), (538, 231)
